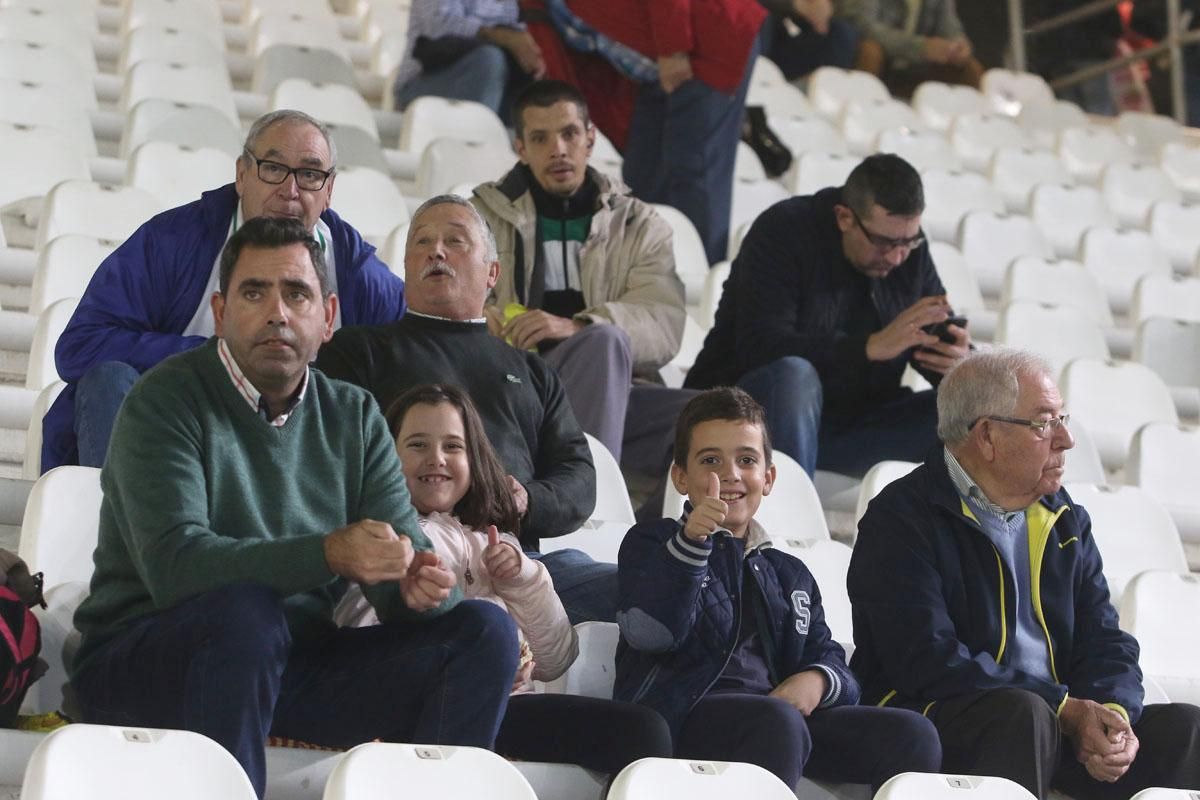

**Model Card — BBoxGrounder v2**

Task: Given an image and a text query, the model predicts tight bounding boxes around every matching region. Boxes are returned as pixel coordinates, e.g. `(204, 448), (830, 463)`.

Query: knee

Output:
(855, 38), (886, 75)
(886, 711), (943, 773)
(825, 19), (860, 66)
(768, 356), (823, 402)
(609, 703), (674, 758)
(986, 688), (1058, 735)
(578, 323), (633, 360)
(77, 361), (140, 397)
(196, 583), (290, 658)
(472, 43), (509, 74)
(448, 599), (520, 666)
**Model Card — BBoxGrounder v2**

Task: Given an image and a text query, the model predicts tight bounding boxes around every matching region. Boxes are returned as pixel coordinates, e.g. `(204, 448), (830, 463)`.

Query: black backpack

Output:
(0, 550), (45, 727)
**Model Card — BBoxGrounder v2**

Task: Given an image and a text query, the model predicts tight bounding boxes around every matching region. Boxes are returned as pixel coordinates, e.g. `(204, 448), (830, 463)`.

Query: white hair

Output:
(409, 194), (499, 264)
(937, 348), (1054, 446)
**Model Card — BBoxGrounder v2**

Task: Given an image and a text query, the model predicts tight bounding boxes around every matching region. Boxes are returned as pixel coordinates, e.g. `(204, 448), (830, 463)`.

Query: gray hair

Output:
(409, 194), (499, 263)
(937, 348), (1053, 446)
(241, 109), (338, 171)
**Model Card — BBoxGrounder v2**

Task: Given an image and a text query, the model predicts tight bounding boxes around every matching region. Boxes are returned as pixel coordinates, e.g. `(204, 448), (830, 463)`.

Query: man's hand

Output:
(482, 27), (546, 78)
(684, 472), (728, 543)
(912, 320), (970, 376)
(921, 36), (962, 65)
(790, 0), (832, 34)
(324, 520), (413, 584)
(1060, 698), (1139, 782)
(508, 475), (529, 516)
(483, 524), (522, 582)
(769, 670), (828, 716)
(946, 37), (973, 65)
(502, 309), (584, 350)
(658, 52), (693, 93)
(399, 550), (456, 611)
(865, 295), (950, 362)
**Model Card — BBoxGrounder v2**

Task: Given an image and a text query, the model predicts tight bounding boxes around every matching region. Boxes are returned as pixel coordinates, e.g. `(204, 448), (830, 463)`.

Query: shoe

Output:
(741, 105), (793, 178)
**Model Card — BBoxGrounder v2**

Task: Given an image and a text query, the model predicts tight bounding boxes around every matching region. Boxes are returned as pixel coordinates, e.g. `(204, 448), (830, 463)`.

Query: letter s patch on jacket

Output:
(791, 590), (811, 635)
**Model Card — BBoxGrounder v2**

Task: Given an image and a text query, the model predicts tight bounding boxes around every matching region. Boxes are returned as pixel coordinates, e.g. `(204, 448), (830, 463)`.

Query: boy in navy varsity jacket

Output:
(614, 387), (941, 790)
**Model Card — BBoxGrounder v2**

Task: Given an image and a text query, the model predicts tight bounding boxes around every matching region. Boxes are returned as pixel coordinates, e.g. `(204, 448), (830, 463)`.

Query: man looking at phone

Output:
(686, 154), (970, 477)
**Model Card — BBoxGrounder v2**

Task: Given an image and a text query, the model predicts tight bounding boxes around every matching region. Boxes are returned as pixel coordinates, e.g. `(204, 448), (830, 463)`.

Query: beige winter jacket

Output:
(472, 165), (686, 378)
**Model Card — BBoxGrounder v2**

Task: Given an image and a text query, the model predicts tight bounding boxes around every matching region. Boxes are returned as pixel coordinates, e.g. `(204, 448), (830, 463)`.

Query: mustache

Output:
(421, 261), (455, 279)
(253, 328), (296, 347)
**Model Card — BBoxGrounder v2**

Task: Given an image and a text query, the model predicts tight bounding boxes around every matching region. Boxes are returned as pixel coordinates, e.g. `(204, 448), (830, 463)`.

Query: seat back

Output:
(323, 742), (536, 800)
(541, 621), (619, 698)
(127, 141), (230, 210)
(1128, 423), (1200, 543)
(585, 434), (635, 527)
(1100, 162), (1181, 229)
(121, 60), (238, 125)
(270, 77), (377, 140)
(253, 43), (358, 94)
(399, 96), (510, 154)
(981, 68), (1054, 115)
(1148, 200), (1200, 272)
(1057, 126), (1136, 184)
(35, 180), (162, 250)
(21, 381), (65, 480)
(995, 301), (1110, 381)
(609, 757), (796, 800)
(18, 465), (103, 587)
(876, 771), (1038, 799)
(948, 111), (1028, 173)
(651, 204), (709, 305)
(1062, 359), (1179, 472)
(921, 168), (1005, 243)
(807, 67), (888, 118)
(26, 297), (80, 392)
(989, 145), (1072, 213)
(1028, 183), (1117, 258)
(1119, 571), (1200, 683)
(415, 137), (515, 198)
(22, 724), (258, 800)
(855, 460), (920, 525)
(121, 97), (243, 158)
(958, 210), (1051, 296)
(770, 538), (854, 645)
(1132, 274), (1200, 325)
(912, 81), (990, 131)
(1079, 227), (1173, 314)
(330, 166), (409, 246)
(0, 76), (97, 157)
(30, 234), (117, 315)
(1133, 318), (1200, 390)
(0, 121), (91, 209)
(1002, 256), (1113, 326)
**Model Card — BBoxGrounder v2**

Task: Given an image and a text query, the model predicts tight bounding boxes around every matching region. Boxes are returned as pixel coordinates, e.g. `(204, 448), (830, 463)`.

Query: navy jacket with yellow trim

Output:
(848, 449), (1144, 722)
(614, 511), (859, 735)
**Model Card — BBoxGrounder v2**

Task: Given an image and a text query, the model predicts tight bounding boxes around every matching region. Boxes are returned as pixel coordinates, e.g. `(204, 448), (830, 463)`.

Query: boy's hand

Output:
(483, 524), (522, 582)
(684, 472), (728, 543)
(769, 669), (828, 716)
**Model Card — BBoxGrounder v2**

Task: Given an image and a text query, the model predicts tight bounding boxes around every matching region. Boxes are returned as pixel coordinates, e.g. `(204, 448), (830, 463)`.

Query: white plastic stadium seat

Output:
(127, 141), (230, 210)
(920, 169), (1005, 243)
(1149, 200), (1200, 274)
(786, 151), (858, 197)
(122, 0), (225, 51)
(912, 81), (990, 131)
(414, 138), (514, 198)
(253, 43), (358, 95)
(948, 112), (1029, 173)
(322, 742), (536, 800)
(728, 178), (789, 259)
(772, 116), (848, 161)
(1079, 228), (1173, 314)
(1002, 256), (1113, 327)
(996, 301), (1109, 383)
(271, 78), (379, 141)
(0, 40), (96, 104)
(840, 98), (924, 156)
(989, 146), (1072, 213)
(807, 67), (889, 120)
(22, 580), (87, 716)
(542, 621), (619, 698)
(1100, 163), (1181, 229)
(876, 771), (1037, 799)
(30, 234), (117, 315)
(22, 381), (65, 480)
(981, 68), (1054, 116)
(1116, 111), (1185, 158)
(398, 96), (511, 155)
(662, 450), (831, 543)
(22, 724), (257, 800)
(120, 98), (244, 159)
(1119, 571), (1200, 706)
(1129, 788), (1200, 799)
(653, 204), (709, 305)
(1132, 273), (1200, 325)
(609, 758), (795, 800)
(1062, 418), (1107, 486)
(958, 210), (1052, 297)
(330, 166), (408, 247)
(26, 297), (80, 392)
(119, 25), (225, 73)
(697, 260), (731, 331)
(1028, 183), (1117, 259)
(540, 435), (633, 563)
(1133, 319), (1200, 411)
(1159, 141), (1200, 201)
(252, 9), (347, 60)
(733, 141), (766, 181)
(0, 122), (91, 210)
(0, 76), (97, 158)
(854, 460), (919, 526)
(0, 7), (96, 67)
(1057, 126), (1137, 185)
(1018, 99), (1088, 150)
(770, 538), (854, 644)
(1062, 359), (1179, 472)
(121, 60), (239, 126)
(928, 242), (987, 321)
(34, 180), (163, 250)
(1128, 423), (1200, 543)
(18, 465), (103, 588)
(876, 128), (959, 173)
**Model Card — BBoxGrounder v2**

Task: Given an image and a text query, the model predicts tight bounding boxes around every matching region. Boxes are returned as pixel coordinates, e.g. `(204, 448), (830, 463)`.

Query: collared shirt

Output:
(216, 337), (308, 427)
(184, 204), (340, 337)
(396, 0), (522, 87)
(944, 448), (1054, 682)
(407, 309), (488, 324)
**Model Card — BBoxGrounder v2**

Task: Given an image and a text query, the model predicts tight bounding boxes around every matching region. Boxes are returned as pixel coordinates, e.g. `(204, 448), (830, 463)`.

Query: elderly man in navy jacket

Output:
(41, 109), (406, 471)
(849, 349), (1200, 799)
(686, 154), (969, 477)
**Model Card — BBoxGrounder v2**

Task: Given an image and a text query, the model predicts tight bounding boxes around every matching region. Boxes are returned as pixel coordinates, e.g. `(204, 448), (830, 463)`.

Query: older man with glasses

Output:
(41, 109), (406, 472)
(686, 153), (970, 477)
(849, 348), (1200, 799)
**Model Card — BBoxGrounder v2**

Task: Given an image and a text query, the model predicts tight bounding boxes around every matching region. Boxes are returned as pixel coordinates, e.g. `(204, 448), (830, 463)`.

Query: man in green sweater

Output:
(70, 217), (520, 798)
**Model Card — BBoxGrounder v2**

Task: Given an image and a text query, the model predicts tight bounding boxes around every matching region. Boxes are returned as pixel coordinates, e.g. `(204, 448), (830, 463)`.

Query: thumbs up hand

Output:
(483, 524), (522, 582)
(683, 472), (728, 544)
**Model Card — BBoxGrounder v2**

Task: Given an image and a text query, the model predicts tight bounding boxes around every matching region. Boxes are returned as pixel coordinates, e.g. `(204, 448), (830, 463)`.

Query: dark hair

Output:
(384, 384), (521, 535)
(842, 153), (925, 218)
(218, 216), (329, 297)
(672, 387), (773, 468)
(512, 79), (591, 139)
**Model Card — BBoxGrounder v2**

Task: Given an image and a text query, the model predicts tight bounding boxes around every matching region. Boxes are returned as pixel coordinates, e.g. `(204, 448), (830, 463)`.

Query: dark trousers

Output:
(497, 694), (673, 775)
(929, 688), (1200, 800)
(623, 36), (761, 265)
(762, 16), (859, 80)
(818, 389), (940, 477)
(676, 693), (942, 790)
(73, 584), (519, 798)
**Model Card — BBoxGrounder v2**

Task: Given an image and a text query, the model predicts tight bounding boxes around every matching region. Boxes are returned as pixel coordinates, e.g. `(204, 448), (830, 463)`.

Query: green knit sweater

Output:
(73, 339), (456, 675)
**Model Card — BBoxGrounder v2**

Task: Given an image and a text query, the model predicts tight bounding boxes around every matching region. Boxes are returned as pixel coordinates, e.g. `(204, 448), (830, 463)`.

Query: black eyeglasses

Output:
(849, 207), (925, 252)
(969, 414), (1071, 440)
(243, 149), (333, 191)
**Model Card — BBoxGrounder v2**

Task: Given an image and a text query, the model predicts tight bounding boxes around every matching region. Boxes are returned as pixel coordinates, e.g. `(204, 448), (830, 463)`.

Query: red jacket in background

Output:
(568, 0), (766, 95)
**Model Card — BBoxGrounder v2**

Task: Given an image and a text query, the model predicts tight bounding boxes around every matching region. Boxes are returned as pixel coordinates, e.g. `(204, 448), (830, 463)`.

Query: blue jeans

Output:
(532, 548), (618, 625)
(737, 357), (940, 478)
(762, 17), (858, 80)
(73, 584), (519, 798)
(395, 44), (512, 118)
(74, 361), (140, 468)
(623, 34), (761, 265)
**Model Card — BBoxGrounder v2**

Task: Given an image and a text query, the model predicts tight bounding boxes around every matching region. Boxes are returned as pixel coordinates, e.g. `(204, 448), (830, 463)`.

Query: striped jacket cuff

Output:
(666, 529), (711, 568)
(813, 664), (843, 708)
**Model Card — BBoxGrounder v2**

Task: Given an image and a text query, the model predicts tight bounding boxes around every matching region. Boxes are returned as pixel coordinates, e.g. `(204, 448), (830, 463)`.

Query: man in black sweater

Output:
(316, 195), (614, 623)
(686, 154), (971, 477)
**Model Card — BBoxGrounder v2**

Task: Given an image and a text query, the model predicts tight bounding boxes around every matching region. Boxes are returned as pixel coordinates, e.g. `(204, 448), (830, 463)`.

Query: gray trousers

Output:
(542, 324), (696, 475)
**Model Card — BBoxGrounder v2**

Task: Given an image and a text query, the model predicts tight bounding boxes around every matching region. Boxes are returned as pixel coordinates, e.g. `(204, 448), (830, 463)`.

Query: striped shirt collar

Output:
(407, 309), (488, 324)
(944, 447), (1019, 521)
(216, 337), (308, 426)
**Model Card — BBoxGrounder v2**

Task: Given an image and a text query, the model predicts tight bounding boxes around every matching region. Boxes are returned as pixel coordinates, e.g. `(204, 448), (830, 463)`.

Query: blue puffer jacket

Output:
(849, 449), (1144, 723)
(615, 511), (859, 735)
